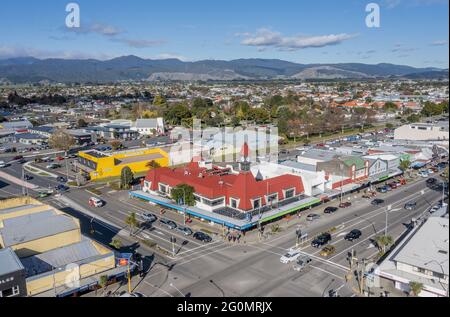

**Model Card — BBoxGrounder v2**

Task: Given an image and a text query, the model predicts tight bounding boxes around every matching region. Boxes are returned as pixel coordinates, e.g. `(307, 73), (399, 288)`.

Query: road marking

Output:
(310, 265), (345, 281)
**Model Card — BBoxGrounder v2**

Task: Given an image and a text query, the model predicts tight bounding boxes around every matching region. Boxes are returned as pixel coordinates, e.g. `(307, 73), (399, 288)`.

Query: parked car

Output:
(159, 218), (177, 230)
(320, 245), (336, 257)
(311, 233), (332, 248)
(426, 178), (437, 185)
(345, 229), (362, 242)
(280, 250), (301, 264)
(377, 186), (388, 193)
(88, 197), (104, 208)
(141, 213), (157, 223)
(429, 205), (441, 214)
(339, 202), (352, 208)
(176, 226), (193, 236)
(387, 182), (398, 189)
(292, 255), (312, 272)
(0, 161), (8, 168)
(193, 232), (212, 243)
(371, 199), (385, 206)
(306, 213), (321, 221)
(324, 207), (339, 214)
(404, 202), (417, 211)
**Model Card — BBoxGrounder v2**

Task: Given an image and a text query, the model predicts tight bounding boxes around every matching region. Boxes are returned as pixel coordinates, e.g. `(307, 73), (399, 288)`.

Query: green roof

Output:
(342, 156), (365, 170)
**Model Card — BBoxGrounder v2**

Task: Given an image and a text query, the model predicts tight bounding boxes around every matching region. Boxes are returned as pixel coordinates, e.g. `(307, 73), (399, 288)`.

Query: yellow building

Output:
(76, 147), (169, 181)
(0, 197), (122, 297)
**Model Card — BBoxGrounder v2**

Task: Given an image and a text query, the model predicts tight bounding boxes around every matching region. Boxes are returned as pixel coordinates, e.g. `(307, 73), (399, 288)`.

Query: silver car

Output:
(293, 256), (312, 272)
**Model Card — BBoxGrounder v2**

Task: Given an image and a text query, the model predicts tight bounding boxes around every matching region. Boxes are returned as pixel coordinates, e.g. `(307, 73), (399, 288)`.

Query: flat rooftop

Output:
(0, 210), (78, 248)
(116, 153), (165, 165)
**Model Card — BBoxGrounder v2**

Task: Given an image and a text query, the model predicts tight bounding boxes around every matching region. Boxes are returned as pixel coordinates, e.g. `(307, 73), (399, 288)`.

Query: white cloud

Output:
(431, 40), (448, 46)
(239, 28), (357, 51)
(0, 45), (112, 60)
(111, 38), (166, 48)
(154, 53), (190, 61)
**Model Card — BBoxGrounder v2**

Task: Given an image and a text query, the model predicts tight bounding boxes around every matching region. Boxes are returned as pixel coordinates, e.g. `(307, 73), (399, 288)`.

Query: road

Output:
(0, 155), (446, 297)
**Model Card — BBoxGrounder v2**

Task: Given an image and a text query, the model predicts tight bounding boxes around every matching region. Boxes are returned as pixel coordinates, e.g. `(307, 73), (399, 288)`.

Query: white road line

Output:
(310, 265), (345, 281)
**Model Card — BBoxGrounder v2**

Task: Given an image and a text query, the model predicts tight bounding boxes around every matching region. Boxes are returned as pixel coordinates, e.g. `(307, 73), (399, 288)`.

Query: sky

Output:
(0, 0), (448, 68)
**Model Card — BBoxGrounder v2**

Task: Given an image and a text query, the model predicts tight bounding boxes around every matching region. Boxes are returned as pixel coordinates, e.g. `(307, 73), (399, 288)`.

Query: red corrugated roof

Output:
(145, 162), (304, 211)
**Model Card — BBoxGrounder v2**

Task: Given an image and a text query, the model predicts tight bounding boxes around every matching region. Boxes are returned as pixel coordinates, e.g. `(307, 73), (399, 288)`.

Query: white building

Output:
(131, 118), (165, 136)
(375, 217), (449, 297)
(394, 122), (449, 141)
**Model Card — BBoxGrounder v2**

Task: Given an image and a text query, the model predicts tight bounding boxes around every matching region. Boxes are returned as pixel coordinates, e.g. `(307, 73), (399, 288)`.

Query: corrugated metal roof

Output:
(0, 211), (78, 247)
(0, 204), (42, 215)
(20, 238), (107, 277)
(0, 248), (24, 276)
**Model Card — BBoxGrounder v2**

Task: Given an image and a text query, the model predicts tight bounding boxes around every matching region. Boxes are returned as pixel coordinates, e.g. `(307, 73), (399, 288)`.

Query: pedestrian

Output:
(233, 236), (236, 243)
(228, 235), (232, 243)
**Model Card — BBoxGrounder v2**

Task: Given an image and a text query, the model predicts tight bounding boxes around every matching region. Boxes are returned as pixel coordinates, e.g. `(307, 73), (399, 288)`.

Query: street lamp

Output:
(385, 204), (392, 236)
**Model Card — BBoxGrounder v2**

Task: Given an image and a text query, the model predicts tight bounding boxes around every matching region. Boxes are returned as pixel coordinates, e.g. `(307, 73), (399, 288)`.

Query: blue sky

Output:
(0, 0), (448, 67)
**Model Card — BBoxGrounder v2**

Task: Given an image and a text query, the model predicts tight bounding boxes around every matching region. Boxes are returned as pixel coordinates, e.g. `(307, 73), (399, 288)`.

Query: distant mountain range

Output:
(0, 56), (447, 83)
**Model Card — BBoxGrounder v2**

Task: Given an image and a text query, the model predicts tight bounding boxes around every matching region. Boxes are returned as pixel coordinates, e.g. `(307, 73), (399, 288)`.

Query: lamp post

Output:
(385, 205), (392, 236)
(209, 280), (225, 297)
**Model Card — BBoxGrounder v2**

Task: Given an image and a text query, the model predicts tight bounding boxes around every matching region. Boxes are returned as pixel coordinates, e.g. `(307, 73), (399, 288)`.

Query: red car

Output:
(56, 156), (65, 161)
(339, 202), (352, 208)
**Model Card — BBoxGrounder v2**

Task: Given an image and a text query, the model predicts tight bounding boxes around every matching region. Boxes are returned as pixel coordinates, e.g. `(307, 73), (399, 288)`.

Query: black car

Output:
(311, 233), (332, 248)
(426, 178), (437, 185)
(24, 174), (33, 181)
(55, 184), (69, 192)
(193, 232), (212, 243)
(345, 229), (362, 242)
(57, 176), (67, 183)
(324, 207), (339, 214)
(371, 199), (385, 206)
(159, 218), (177, 230)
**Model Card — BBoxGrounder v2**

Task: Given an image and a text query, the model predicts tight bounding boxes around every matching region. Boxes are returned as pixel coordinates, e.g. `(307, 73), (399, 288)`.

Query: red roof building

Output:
(143, 144), (305, 213)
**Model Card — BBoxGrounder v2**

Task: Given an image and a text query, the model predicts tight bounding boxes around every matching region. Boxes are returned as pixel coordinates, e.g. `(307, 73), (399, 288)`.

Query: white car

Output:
(89, 197), (104, 208)
(0, 161), (7, 168)
(280, 250), (301, 264)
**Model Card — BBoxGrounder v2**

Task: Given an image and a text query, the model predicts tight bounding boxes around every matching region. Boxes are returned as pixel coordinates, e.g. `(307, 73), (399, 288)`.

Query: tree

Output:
(77, 118), (88, 128)
(125, 212), (138, 236)
(120, 166), (134, 189)
(109, 239), (122, 250)
(153, 95), (167, 106)
(171, 184), (196, 206)
(146, 160), (161, 169)
(375, 235), (393, 254)
(409, 282), (423, 297)
(400, 160), (411, 172)
(383, 102), (399, 113)
(407, 114), (421, 123)
(49, 129), (75, 152)
(110, 140), (123, 151)
(99, 275), (109, 290)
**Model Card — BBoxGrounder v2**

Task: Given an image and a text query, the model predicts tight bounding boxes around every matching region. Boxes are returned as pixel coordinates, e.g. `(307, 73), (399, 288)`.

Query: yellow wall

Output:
(9, 229), (82, 258)
(26, 254), (116, 296)
(79, 147), (169, 180)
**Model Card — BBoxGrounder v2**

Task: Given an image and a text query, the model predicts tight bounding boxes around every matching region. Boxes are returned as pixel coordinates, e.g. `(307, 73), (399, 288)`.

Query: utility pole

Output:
(385, 205), (392, 236)
(127, 262), (132, 294)
(171, 236), (176, 257)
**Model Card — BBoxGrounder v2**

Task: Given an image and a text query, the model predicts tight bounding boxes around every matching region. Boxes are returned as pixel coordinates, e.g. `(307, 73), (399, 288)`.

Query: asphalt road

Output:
(0, 157), (446, 297)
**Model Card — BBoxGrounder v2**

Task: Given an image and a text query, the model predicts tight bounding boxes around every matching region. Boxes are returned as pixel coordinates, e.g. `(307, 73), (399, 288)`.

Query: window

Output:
(285, 189), (295, 199)
(230, 198), (238, 209)
(159, 184), (167, 194)
(433, 272), (445, 279)
(0, 286), (19, 297)
(253, 198), (261, 209)
(267, 193), (278, 203)
(414, 267), (426, 274)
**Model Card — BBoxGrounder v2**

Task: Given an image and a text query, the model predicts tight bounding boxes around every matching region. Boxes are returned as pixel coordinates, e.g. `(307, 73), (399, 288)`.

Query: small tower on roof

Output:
(239, 142), (251, 172)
